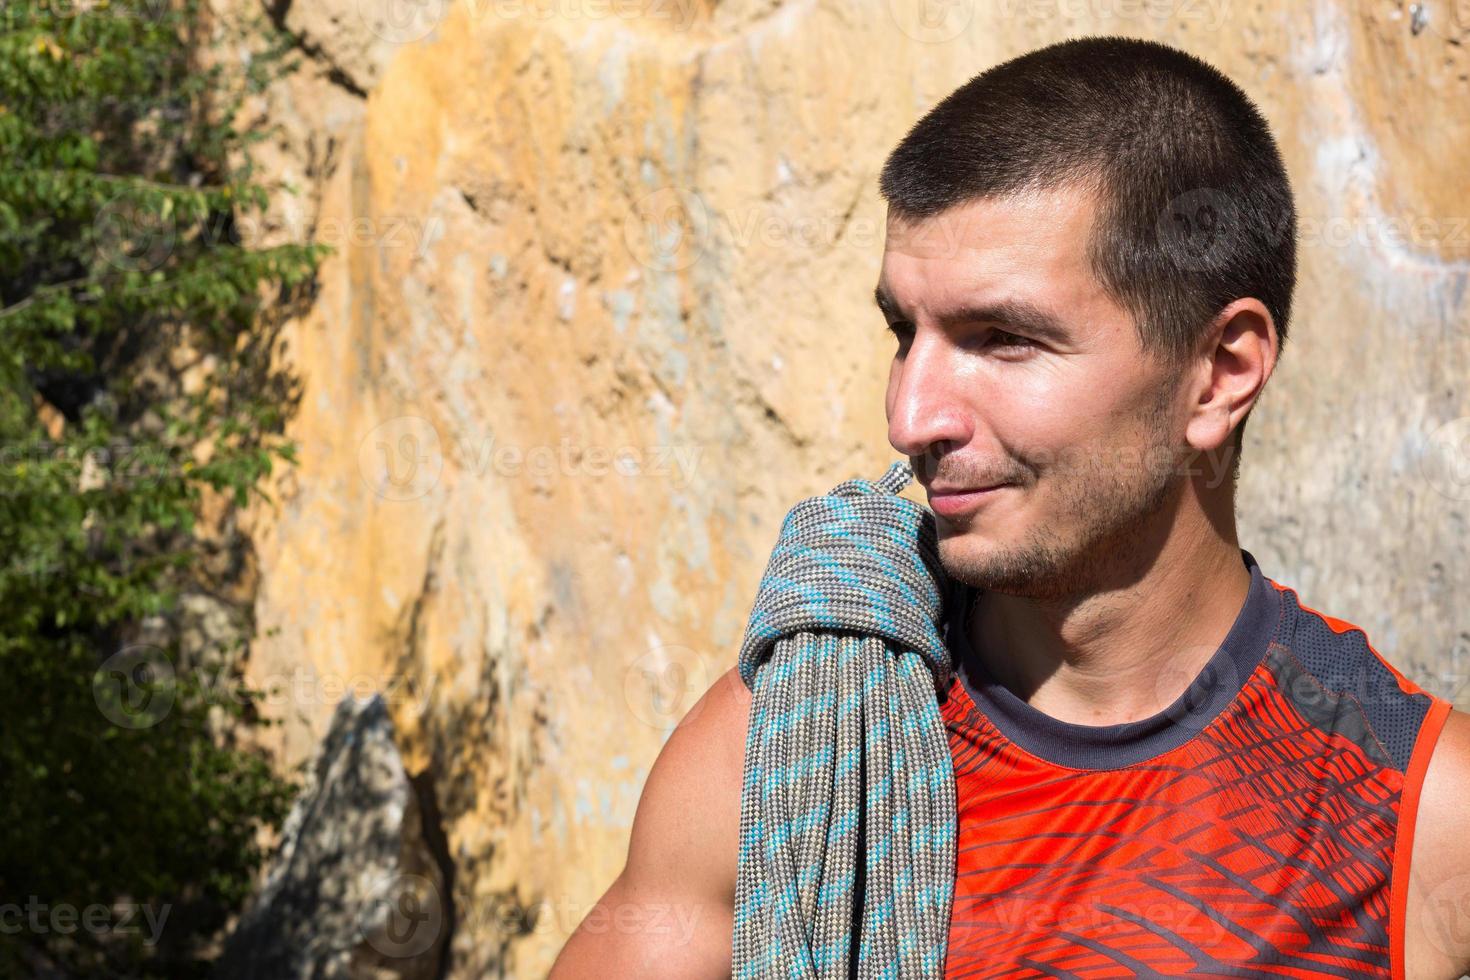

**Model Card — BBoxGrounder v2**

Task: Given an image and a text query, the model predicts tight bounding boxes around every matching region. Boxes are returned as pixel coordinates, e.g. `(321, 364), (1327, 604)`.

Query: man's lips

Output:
(926, 484), (1007, 495)
(925, 484), (1011, 517)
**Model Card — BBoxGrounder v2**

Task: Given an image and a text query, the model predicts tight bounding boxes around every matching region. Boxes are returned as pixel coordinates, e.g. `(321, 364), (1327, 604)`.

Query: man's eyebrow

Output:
(872, 283), (1072, 343)
(874, 283), (901, 320)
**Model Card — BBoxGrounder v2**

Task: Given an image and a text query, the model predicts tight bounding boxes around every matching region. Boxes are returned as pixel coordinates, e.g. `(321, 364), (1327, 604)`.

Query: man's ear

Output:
(1184, 298), (1277, 458)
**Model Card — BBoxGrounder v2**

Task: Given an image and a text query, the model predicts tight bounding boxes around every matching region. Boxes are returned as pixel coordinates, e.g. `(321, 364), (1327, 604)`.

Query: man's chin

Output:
(935, 536), (994, 589)
(935, 534), (1064, 599)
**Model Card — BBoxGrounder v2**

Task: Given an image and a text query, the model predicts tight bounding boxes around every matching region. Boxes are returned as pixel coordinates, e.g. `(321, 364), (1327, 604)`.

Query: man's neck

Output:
(967, 536), (1253, 728)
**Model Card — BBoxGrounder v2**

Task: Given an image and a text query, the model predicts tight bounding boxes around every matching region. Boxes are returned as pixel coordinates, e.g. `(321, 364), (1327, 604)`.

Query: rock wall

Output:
(218, 694), (451, 980)
(216, 1), (1470, 975)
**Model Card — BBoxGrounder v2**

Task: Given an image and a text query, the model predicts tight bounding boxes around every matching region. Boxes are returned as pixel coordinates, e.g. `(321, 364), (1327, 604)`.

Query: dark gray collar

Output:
(946, 548), (1283, 769)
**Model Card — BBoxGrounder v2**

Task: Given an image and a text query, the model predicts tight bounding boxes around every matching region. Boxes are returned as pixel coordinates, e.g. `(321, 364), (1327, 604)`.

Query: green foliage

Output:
(0, 1), (332, 975)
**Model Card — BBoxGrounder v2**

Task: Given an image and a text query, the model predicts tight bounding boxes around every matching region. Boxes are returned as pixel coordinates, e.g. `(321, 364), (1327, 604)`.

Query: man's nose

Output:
(887, 335), (971, 479)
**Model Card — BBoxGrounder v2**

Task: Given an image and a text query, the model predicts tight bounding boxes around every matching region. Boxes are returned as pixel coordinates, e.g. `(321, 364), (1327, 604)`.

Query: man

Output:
(550, 35), (1470, 978)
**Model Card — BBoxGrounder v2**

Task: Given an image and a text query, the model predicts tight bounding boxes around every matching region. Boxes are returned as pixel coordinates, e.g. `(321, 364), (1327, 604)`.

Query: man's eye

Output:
(884, 322), (1031, 352)
(986, 329), (1031, 348)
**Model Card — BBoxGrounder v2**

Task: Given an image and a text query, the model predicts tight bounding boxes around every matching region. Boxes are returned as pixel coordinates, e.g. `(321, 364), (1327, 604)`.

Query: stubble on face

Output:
(936, 372), (1186, 606)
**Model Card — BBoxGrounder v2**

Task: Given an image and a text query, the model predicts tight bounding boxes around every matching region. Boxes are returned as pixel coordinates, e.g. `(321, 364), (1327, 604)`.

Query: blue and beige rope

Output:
(733, 460), (961, 978)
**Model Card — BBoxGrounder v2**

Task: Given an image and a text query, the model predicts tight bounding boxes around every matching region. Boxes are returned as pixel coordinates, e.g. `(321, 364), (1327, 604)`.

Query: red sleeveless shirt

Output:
(939, 548), (1452, 979)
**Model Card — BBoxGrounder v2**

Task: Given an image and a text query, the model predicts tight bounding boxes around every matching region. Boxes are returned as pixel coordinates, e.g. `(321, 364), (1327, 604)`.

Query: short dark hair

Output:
(878, 35), (1297, 486)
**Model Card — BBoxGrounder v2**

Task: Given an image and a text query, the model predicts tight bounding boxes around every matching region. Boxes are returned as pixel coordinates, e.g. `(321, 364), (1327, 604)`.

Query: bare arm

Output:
(1405, 708), (1470, 980)
(549, 665), (751, 979)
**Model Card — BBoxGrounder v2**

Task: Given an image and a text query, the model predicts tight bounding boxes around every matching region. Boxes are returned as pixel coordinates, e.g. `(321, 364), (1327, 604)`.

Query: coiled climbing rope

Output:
(732, 460), (960, 979)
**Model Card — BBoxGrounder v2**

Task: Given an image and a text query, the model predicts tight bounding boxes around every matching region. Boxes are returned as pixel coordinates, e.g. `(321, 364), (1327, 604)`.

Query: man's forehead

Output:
(872, 191), (1138, 349)
(880, 184), (1097, 259)
(880, 211), (992, 261)
(878, 188), (1101, 307)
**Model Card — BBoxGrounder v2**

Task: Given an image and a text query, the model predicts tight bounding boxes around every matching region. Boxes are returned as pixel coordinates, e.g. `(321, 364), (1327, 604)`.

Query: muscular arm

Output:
(1405, 708), (1470, 980)
(549, 665), (751, 979)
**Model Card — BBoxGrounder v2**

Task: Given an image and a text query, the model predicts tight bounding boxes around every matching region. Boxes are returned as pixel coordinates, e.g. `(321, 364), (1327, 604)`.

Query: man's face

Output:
(879, 182), (1191, 602)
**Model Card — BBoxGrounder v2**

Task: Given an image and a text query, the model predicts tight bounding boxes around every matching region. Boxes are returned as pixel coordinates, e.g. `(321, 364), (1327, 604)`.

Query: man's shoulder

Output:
(1405, 706), (1470, 979)
(676, 665), (752, 780)
(624, 665), (751, 899)
(670, 664), (751, 774)
(548, 668), (751, 978)
(646, 662), (752, 804)
(1265, 581), (1450, 771)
